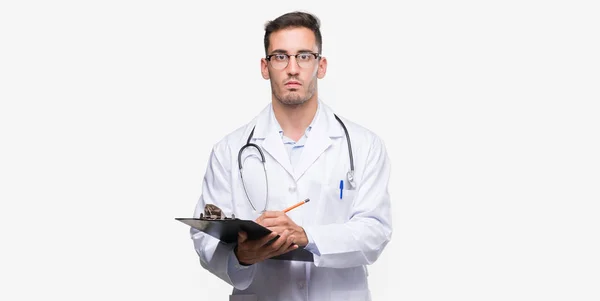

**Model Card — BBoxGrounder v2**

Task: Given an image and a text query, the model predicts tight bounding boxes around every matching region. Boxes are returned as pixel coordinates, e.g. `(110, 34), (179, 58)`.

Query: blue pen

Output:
(339, 180), (344, 199)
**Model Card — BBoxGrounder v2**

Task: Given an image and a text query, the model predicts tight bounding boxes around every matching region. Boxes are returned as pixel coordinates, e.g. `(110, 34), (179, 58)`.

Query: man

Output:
(190, 11), (392, 301)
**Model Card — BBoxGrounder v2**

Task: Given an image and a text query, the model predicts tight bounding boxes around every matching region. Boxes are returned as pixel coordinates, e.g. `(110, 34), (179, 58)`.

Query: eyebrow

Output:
(270, 49), (315, 54)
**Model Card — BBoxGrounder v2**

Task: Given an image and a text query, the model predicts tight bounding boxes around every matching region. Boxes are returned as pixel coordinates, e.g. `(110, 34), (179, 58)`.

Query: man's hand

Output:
(234, 230), (298, 266)
(256, 211), (309, 247)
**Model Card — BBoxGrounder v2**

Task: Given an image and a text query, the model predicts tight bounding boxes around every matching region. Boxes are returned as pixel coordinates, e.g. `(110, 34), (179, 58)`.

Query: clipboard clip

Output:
(200, 204), (237, 220)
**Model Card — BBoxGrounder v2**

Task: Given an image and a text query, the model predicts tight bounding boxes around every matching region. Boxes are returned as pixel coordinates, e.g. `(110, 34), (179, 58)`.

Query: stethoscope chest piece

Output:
(347, 170), (356, 189)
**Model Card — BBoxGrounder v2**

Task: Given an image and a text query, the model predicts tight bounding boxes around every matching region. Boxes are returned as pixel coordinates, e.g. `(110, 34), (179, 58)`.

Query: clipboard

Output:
(176, 217), (314, 262)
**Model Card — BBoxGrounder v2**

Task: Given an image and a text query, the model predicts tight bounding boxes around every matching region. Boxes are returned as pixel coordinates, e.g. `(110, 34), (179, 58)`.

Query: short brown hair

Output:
(263, 11), (322, 56)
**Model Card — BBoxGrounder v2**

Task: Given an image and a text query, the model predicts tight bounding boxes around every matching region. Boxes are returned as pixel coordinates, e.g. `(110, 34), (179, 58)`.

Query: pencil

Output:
(283, 198), (310, 213)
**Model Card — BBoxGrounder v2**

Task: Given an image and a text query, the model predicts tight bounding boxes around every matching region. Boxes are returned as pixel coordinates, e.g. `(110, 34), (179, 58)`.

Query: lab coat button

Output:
(297, 281), (305, 289)
(288, 185), (296, 192)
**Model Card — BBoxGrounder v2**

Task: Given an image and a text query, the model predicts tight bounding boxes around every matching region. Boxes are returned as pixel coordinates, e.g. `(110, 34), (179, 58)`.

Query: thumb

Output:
(238, 231), (248, 243)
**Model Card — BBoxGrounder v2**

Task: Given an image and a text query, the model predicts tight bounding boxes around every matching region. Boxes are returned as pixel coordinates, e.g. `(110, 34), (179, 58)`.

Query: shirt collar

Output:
(250, 99), (344, 140)
(271, 100), (321, 140)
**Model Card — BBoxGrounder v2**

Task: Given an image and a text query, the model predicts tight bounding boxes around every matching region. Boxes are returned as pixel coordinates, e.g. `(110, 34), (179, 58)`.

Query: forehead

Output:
(268, 27), (317, 53)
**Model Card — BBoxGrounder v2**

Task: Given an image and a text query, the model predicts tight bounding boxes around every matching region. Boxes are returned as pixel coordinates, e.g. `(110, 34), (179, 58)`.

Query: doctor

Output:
(190, 11), (392, 301)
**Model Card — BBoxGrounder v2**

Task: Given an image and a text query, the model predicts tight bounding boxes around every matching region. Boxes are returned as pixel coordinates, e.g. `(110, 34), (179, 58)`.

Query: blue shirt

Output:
(276, 101), (320, 170)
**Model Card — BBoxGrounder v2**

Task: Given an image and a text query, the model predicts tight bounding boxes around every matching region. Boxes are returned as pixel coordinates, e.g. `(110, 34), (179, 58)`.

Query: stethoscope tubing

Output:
(237, 113), (354, 212)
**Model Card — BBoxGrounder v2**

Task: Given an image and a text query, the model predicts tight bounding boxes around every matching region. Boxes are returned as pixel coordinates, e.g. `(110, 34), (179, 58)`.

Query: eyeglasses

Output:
(265, 52), (320, 70)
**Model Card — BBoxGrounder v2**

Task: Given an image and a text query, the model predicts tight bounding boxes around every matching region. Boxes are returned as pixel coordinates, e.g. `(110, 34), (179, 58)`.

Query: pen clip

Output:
(339, 180), (344, 199)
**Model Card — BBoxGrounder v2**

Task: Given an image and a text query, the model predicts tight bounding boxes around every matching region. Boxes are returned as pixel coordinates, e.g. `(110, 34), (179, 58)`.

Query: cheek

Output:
(305, 68), (318, 85)
(269, 72), (284, 86)
(305, 76), (317, 89)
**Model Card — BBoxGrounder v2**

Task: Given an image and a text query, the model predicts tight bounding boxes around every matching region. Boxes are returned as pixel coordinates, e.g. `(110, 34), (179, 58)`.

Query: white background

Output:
(1, 1), (599, 300)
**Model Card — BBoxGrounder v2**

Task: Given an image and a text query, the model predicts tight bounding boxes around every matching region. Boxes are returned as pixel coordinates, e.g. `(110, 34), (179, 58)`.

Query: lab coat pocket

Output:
(229, 294), (257, 301)
(317, 183), (357, 223)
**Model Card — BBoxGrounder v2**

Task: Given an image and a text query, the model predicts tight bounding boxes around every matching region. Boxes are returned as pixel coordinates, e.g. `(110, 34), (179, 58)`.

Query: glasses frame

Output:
(265, 52), (321, 69)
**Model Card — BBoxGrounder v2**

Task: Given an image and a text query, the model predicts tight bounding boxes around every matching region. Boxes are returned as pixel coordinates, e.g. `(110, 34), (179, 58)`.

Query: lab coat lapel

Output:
(293, 109), (334, 181)
(261, 129), (295, 178)
(250, 105), (295, 178)
(251, 101), (343, 182)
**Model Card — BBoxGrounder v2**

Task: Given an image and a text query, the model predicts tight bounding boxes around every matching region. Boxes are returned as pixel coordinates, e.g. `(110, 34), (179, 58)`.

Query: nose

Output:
(285, 56), (300, 75)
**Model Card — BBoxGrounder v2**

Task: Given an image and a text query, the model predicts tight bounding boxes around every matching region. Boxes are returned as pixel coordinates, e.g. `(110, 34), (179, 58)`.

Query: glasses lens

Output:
(269, 54), (288, 69)
(297, 53), (316, 68)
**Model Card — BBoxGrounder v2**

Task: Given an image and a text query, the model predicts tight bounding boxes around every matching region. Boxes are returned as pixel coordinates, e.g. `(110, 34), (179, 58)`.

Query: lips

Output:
(285, 81), (301, 87)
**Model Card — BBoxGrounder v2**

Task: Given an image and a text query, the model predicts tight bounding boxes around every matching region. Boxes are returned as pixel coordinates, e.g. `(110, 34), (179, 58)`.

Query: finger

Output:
(270, 233), (297, 257)
(283, 243), (299, 253)
(286, 235), (297, 250)
(247, 232), (278, 249)
(280, 239), (299, 254)
(256, 214), (283, 227)
(255, 211), (279, 224)
(279, 214), (296, 227)
(261, 211), (283, 219)
(260, 216), (288, 228)
(267, 230), (290, 252)
(266, 226), (285, 235)
(257, 217), (271, 227)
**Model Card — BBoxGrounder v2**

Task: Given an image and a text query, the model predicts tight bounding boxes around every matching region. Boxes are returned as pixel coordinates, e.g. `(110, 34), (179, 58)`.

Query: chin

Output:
(275, 91), (308, 106)
(279, 98), (307, 106)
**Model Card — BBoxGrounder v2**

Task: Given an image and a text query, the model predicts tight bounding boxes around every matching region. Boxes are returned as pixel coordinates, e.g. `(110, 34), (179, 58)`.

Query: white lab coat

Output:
(190, 100), (392, 301)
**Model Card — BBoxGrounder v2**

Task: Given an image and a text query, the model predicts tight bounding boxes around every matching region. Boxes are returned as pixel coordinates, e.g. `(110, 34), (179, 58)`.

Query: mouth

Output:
(284, 81), (301, 88)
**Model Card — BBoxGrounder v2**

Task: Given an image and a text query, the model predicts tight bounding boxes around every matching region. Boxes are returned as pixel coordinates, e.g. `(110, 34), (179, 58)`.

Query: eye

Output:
(297, 53), (312, 61)
(273, 54), (288, 61)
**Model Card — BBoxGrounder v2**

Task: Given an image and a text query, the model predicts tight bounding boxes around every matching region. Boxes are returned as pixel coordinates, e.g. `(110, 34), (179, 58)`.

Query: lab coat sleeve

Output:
(303, 136), (393, 268)
(190, 145), (257, 290)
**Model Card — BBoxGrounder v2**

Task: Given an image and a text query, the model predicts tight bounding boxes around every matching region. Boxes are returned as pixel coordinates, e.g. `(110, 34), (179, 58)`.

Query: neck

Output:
(272, 97), (318, 141)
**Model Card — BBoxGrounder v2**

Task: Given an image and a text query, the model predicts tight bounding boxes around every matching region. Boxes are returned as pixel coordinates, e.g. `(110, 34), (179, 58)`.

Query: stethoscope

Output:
(237, 114), (355, 212)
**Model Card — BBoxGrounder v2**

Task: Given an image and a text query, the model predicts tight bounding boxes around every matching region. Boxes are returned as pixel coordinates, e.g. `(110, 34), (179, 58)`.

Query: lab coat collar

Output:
(251, 99), (344, 139)
(250, 99), (344, 181)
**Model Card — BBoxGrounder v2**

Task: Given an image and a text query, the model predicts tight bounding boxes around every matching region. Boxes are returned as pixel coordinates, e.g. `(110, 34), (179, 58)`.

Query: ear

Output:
(317, 56), (327, 79)
(261, 58), (270, 79)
